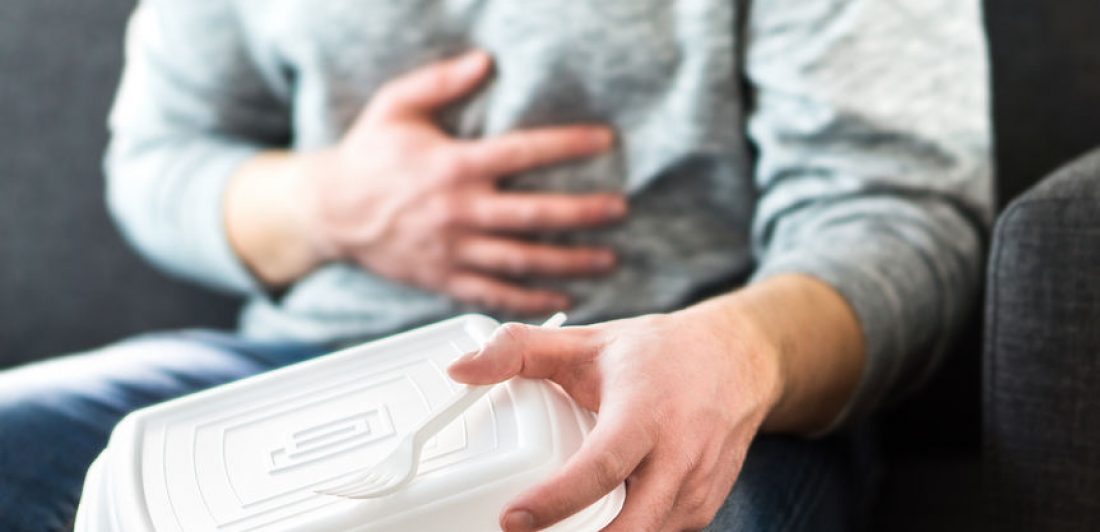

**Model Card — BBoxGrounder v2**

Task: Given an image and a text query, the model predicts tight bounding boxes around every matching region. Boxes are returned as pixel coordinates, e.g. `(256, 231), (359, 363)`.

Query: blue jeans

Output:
(0, 331), (875, 531)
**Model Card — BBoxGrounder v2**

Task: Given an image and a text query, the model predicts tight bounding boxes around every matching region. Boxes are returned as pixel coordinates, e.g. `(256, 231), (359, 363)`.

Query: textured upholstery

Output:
(985, 149), (1100, 532)
(980, 2), (1100, 530)
(0, 0), (239, 367)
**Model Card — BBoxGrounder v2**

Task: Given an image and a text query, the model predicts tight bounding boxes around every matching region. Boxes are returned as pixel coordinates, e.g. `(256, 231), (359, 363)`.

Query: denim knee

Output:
(704, 435), (872, 532)
(0, 384), (111, 532)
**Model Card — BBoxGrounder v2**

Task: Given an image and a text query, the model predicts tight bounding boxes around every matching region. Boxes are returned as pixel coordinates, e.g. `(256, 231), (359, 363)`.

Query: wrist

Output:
(671, 297), (788, 427)
(291, 149), (343, 263)
(675, 273), (865, 435)
(225, 151), (331, 287)
(744, 275), (865, 433)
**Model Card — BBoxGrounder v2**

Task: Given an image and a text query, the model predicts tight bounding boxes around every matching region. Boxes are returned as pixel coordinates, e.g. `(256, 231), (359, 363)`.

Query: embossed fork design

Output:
(317, 312), (567, 499)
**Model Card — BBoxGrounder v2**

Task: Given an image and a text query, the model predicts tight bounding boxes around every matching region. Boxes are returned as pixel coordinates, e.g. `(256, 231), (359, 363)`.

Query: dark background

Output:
(0, 0), (239, 368)
(988, 1), (1100, 206)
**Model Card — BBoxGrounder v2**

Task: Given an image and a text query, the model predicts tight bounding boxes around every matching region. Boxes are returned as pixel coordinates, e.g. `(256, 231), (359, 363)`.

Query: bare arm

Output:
(691, 274), (864, 434)
(446, 272), (863, 531)
(225, 151), (321, 287)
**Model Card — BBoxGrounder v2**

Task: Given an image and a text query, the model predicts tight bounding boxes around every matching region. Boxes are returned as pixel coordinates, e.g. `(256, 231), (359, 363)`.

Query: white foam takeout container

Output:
(75, 314), (625, 531)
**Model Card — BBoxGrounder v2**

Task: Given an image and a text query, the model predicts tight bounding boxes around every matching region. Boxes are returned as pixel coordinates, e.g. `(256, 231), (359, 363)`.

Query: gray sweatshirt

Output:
(105, 0), (992, 428)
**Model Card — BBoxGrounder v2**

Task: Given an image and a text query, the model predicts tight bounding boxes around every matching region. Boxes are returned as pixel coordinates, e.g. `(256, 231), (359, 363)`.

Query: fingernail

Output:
(502, 510), (536, 532)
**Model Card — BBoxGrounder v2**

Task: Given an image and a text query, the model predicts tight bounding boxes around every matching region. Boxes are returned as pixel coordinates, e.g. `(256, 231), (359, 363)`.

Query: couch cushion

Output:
(0, 0), (239, 367)
(985, 148), (1100, 532)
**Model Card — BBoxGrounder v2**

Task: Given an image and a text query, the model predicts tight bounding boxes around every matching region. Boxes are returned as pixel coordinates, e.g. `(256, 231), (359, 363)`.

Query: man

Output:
(0, 0), (991, 530)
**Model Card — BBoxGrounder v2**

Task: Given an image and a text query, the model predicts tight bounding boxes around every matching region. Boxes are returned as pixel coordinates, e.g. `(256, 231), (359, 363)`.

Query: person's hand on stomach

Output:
(226, 51), (626, 315)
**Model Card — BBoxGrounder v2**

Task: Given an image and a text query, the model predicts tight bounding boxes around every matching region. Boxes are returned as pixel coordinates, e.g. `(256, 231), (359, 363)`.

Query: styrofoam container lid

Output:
(75, 314), (624, 531)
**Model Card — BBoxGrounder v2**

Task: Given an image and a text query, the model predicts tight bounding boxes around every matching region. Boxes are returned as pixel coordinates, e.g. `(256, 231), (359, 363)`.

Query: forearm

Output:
(735, 0), (990, 433)
(682, 273), (866, 435)
(225, 151), (328, 288)
(106, 4), (297, 293)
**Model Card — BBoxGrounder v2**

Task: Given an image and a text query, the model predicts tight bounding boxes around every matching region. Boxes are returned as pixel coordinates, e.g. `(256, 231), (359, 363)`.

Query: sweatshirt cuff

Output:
(172, 142), (265, 294)
(750, 246), (907, 435)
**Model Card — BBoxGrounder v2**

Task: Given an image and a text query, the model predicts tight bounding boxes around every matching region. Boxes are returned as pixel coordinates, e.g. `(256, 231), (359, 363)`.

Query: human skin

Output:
(226, 51), (627, 314)
(225, 51), (866, 531)
(449, 272), (863, 531)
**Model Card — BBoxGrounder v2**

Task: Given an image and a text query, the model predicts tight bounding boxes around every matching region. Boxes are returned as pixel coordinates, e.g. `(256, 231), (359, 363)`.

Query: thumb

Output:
(447, 322), (596, 385)
(371, 50), (492, 118)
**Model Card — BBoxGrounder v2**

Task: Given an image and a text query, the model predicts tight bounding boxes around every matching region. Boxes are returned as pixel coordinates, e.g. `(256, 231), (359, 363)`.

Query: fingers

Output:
(661, 481), (729, 532)
(462, 192), (628, 232)
(601, 458), (682, 532)
(454, 235), (617, 278)
(660, 439), (745, 532)
(447, 320), (599, 384)
(372, 50), (493, 118)
(458, 125), (615, 181)
(499, 401), (651, 532)
(442, 271), (570, 316)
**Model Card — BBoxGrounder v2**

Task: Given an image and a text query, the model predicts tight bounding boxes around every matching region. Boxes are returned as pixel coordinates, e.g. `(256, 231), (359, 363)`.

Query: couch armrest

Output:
(984, 148), (1100, 531)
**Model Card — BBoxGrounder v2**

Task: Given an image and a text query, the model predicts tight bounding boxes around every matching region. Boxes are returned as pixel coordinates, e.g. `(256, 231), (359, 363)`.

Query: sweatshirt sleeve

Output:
(743, 0), (994, 430)
(104, 1), (291, 294)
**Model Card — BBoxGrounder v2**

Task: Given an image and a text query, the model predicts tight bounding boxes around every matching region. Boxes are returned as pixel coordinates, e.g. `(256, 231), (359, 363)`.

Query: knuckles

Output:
(678, 486), (711, 514)
(418, 65), (462, 99)
(517, 200), (550, 225)
(440, 274), (469, 298)
(431, 149), (472, 186)
(682, 514), (717, 532)
(494, 322), (532, 349)
(497, 251), (530, 277)
(368, 82), (403, 118)
(424, 194), (465, 229)
(591, 449), (631, 492)
(685, 497), (724, 531)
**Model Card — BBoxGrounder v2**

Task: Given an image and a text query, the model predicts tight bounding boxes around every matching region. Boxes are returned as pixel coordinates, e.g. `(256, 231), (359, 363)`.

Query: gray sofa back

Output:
(0, 0), (238, 367)
(985, 149), (1100, 532)
(987, 0), (1100, 206)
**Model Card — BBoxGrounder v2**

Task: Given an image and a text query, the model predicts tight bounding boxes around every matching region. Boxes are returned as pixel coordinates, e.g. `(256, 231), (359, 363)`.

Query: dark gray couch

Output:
(0, 0), (239, 367)
(2, 0), (1099, 530)
(984, 151), (1100, 531)
(980, 2), (1100, 529)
